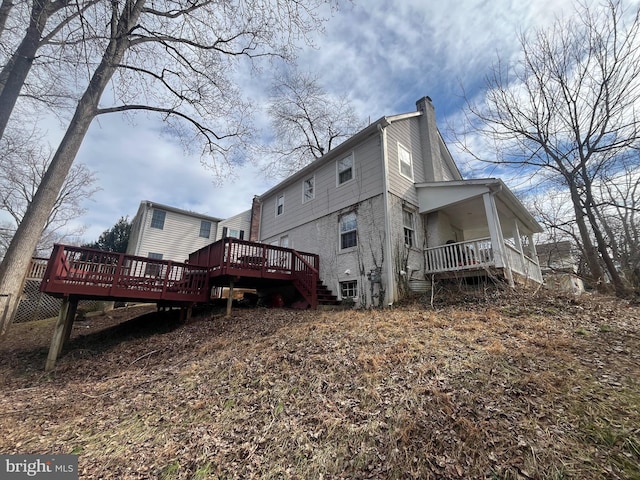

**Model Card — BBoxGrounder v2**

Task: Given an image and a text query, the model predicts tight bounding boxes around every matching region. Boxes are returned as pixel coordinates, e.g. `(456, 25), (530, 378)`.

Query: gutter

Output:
(377, 119), (395, 306)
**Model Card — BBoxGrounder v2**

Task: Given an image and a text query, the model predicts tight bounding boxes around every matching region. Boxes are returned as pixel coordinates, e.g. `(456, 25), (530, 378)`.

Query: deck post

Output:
(45, 297), (78, 372)
(226, 281), (234, 317)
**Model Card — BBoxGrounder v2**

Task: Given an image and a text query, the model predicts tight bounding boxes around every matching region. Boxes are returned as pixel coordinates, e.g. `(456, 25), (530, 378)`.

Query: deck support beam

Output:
(45, 297), (78, 372)
(226, 281), (234, 317)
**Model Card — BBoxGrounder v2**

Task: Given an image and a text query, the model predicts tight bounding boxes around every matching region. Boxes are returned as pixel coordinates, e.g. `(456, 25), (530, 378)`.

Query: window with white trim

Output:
(303, 176), (315, 203)
(403, 209), (415, 247)
(150, 209), (166, 229)
(340, 280), (358, 299)
(337, 154), (354, 185)
(199, 220), (211, 238)
(398, 143), (413, 180)
(276, 194), (284, 216)
(340, 211), (357, 249)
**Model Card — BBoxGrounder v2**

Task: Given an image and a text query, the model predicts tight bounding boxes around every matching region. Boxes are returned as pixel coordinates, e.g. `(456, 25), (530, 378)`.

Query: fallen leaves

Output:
(0, 292), (638, 479)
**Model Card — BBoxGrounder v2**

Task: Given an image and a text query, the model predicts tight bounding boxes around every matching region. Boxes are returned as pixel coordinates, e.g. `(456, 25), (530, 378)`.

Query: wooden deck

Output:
(40, 239), (322, 308)
(40, 245), (210, 304)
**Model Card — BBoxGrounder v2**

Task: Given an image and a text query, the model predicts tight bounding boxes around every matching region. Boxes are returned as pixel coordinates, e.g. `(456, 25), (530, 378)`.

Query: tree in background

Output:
(262, 70), (364, 177)
(0, 0), (337, 338)
(0, 126), (98, 258)
(459, 0), (640, 297)
(82, 217), (131, 253)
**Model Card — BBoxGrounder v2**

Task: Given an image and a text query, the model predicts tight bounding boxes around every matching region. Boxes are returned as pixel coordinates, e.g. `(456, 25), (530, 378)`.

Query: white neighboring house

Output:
(251, 96), (544, 307)
(536, 241), (585, 294)
(127, 200), (221, 263)
(215, 209), (251, 241)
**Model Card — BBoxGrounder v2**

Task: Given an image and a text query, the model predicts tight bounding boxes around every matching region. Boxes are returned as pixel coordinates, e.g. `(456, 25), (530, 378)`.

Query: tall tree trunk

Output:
(0, 0), (145, 339)
(568, 184), (606, 288)
(581, 187), (631, 297)
(0, 0), (52, 138)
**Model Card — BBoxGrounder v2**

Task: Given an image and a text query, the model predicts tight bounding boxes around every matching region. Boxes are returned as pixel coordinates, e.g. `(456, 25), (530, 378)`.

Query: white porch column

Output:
(483, 192), (514, 286)
(513, 220), (526, 268)
(512, 220), (523, 252)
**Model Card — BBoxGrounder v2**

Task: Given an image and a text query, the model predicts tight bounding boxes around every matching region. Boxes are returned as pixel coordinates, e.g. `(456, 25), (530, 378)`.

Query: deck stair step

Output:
(316, 281), (340, 306)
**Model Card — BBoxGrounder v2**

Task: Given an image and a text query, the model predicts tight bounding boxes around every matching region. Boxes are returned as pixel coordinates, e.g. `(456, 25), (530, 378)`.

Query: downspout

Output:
(378, 119), (395, 306)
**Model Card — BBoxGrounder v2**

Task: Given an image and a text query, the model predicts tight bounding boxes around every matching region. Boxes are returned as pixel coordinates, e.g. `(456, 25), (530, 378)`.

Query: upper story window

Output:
(403, 209), (415, 247)
(276, 194), (285, 216)
(303, 176), (315, 203)
(340, 211), (357, 249)
(199, 220), (211, 238)
(150, 209), (166, 229)
(398, 143), (413, 180)
(337, 153), (354, 185)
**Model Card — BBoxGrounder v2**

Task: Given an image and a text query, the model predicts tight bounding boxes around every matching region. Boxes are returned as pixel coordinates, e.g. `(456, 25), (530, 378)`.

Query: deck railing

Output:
(27, 257), (50, 280)
(40, 244), (209, 302)
(188, 238), (320, 306)
(189, 238), (319, 277)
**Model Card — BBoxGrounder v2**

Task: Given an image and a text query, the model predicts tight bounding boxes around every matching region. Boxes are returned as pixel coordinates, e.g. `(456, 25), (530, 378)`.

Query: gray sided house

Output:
(253, 96), (544, 308)
(127, 200), (222, 263)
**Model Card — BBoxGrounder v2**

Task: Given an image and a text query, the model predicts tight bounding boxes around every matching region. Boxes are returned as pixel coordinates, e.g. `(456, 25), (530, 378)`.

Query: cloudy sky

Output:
(6, 0), (611, 243)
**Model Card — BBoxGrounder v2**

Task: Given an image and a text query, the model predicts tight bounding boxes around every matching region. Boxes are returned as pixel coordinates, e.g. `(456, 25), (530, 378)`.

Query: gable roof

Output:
(136, 200), (222, 223)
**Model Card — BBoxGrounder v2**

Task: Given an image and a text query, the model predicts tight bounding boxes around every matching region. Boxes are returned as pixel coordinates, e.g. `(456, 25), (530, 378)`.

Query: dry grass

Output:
(0, 292), (638, 479)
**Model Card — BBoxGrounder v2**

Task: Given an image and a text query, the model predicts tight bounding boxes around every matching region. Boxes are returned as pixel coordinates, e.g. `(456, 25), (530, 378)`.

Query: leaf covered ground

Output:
(0, 292), (639, 479)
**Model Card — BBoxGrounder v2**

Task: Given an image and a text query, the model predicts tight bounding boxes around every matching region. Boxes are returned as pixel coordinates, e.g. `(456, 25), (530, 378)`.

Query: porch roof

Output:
(415, 178), (543, 234)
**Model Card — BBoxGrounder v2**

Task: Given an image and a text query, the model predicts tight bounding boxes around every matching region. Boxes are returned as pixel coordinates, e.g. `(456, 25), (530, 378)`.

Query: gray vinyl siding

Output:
(386, 118), (424, 205)
(262, 194), (387, 308)
(259, 132), (384, 243)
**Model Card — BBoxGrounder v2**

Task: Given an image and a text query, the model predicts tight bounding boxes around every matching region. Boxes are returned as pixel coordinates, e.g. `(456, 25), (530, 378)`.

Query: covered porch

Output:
(416, 179), (543, 285)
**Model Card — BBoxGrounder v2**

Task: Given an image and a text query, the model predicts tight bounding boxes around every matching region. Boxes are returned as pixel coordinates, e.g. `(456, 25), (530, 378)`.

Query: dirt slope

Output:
(0, 293), (638, 479)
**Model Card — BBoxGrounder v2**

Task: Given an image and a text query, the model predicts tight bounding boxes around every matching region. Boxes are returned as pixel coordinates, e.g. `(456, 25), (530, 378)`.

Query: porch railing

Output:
(425, 238), (494, 273)
(425, 238), (543, 284)
(504, 243), (543, 284)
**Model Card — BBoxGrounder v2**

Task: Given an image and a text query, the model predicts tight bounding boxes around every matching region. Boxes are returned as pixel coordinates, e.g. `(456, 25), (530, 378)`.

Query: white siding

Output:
(216, 209), (251, 240)
(127, 204), (219, 262)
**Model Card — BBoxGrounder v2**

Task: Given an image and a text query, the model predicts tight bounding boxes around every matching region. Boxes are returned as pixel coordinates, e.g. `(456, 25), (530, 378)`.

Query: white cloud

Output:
(11, 0), (624, 246)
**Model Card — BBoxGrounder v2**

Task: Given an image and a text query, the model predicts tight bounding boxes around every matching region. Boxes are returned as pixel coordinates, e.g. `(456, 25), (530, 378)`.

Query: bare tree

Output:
(459, 0), (640, 297)
(0, 127), (98, 258)
(0, 0), (336, 337)
(262, 70), (364, 177)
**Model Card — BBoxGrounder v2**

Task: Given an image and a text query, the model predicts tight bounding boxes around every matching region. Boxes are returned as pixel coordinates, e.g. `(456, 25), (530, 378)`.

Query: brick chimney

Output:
(249, 196), (262, 241)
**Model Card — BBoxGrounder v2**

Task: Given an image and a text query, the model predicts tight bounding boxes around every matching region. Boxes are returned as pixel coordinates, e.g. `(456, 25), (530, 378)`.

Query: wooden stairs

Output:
(292, 280), (340, 309)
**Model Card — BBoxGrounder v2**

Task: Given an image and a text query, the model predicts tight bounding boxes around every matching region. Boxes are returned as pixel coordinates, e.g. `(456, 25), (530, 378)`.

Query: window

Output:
(199, 220), (211, 238)
(280, 235), (289, 248)
(340, 280), (358, 299)
(303, 176), (315, 203)
(150, 209), (166, 229)
(337, 154), (354, 185)
(146, 252), (163, 276)
(340, 212), (357, 249)
(276, 194), (285, 216)
(403, 209), (415, 247)
(222, 227), (244, 239)
(398, 143), (413, 180)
